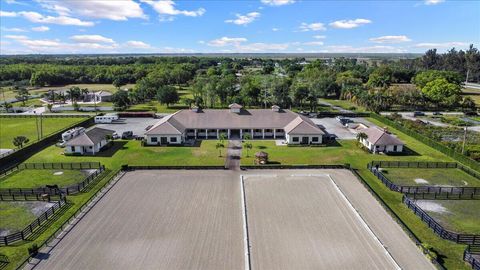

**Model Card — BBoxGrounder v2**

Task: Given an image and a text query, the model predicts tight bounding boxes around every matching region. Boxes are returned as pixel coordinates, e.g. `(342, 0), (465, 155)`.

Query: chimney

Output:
(228, 103), (243, 113)
(271, 105), (280, 112)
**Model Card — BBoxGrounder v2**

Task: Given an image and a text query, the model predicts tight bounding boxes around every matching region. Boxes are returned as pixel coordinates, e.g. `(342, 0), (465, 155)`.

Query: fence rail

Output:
(0, 196), (67, 246)
(465, 244), (480, 270)
(0, 114), (90, 118)
(0, 165), (105, 196)
(368, 162), (480, 198)
(403, 196), (480, 245)
(0, 162), (102, 177)
(241, 164), (347, 170)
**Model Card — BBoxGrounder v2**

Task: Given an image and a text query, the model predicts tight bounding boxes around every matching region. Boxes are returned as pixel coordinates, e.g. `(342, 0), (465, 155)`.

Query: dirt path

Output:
(225, 140), (242, 170)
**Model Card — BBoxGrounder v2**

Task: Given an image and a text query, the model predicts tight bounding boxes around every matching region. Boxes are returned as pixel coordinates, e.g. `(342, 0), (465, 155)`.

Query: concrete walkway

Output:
(225, 140), (242, 170)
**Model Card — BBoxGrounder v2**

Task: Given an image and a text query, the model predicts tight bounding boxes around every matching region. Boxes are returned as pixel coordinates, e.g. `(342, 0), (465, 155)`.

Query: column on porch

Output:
(251, 129), (254, 138)
(194, 129), (197, 139)
(228, 129), (231, 139)
(240, 129), (243, 139)
(205, 129), (208, 139)
(273, 129), (276, 139)
(217, 129), (219, 139)
(262, 129), (265, 139)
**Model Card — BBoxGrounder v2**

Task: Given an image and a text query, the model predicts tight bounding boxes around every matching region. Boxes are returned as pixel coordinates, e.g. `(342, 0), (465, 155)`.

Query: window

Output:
(276, 129), (284, 133)
(151, 137), (158, 143)
(393, 145), (397, 151)
(170, 137), (177, 143)
(292, 137), (299, 142)
(71, 146), (75, 152)
(312, 137), (319, 142)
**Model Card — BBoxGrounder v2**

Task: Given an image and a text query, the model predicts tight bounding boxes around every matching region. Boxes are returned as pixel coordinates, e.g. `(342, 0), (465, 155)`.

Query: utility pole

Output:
(35, 113), (40, 141)
(462, 126), (467, 154)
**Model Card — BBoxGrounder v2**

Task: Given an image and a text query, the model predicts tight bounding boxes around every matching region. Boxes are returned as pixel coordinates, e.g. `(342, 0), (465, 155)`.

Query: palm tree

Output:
(244, 142), (252, 157)
(356, 132), (368, 147)
(81, 88), (89, 102)
(219, 132), (227, 143)
(216, 142), (225, 157)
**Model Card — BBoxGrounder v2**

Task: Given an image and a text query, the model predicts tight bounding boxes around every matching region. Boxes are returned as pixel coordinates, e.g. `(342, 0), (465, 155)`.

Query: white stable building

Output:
(144, 104), (325, 145)
(65, 127), (114, 155)
(358, 127), (404, 153)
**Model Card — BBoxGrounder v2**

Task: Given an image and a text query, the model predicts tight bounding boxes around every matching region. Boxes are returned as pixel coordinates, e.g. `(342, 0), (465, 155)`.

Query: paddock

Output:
(30, 169), (434, 270)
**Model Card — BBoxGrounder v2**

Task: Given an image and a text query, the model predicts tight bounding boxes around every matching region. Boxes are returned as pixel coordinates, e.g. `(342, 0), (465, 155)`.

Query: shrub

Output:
(27, 244), (38, 256)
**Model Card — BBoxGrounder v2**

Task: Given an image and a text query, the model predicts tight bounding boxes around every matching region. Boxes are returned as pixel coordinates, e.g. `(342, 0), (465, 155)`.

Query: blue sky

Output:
(0, 0), (478, 54)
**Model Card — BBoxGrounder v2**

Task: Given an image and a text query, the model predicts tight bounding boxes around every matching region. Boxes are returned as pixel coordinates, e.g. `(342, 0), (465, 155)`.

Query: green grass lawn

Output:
(418, 200), (480, 234)
(0, 202), (37, 233)
(26, 140), (224, 169)
(318, 98), (366, 112)
(381, 168), (480, 187)
(0, 169), (87, 189)
(0, 117), (87, 149)
(10, 98), (45, 108)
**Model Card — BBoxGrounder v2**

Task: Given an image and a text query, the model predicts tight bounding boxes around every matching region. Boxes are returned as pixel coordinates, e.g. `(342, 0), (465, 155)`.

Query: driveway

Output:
(94, 117), (160, 137)
(310, 117), (377, 140)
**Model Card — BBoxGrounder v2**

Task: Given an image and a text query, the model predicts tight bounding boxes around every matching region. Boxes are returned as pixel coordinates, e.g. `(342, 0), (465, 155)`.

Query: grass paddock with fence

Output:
(382, 168), (480, 187)
(0, 169), (88, 189)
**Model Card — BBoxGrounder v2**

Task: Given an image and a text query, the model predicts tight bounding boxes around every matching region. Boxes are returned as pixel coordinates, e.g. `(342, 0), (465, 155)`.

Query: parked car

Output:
(465, 111), (478, 116)
(432, 112), (443, 116)
(335, 116), (345, 122)
(413, 111), (425, 117)
(112, 132), (120, 139)
(121, 131), (134, 139)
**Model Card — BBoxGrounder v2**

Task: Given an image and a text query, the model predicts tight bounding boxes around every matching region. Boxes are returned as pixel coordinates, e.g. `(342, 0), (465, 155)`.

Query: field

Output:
(416, 200), (480, 234)
(0, 116), (87, 149)
(381, 168), (480, 187)
(30, 169), (433, 270)
(0, 202), (37, 234)
(0, 169), (88, 189)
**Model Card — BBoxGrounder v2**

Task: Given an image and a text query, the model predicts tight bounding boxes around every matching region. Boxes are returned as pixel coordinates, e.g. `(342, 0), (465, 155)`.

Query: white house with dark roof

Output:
(358, 127), (404, 153)
(144, 104), (325, 145)
(65, 127), (114, 155)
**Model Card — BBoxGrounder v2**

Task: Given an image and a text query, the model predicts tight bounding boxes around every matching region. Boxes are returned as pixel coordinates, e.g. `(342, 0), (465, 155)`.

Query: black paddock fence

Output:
(348, 169), (445, 269)
(0, 196), (67, 246)
(368, 161), (480, 198)
(315, 111), (370, 118)
(464, 245), (480, 270)
(241, 164), (348, 170)
(0, 114), (91, 118)
(125, 165), (227, 170)
(403, 196), (480, 245)
(0, 162), (105, 197)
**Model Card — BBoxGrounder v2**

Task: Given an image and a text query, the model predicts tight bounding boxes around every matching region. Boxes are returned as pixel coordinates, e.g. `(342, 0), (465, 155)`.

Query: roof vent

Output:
(228, 103), (243, 113)
(271, 105), (280, 112)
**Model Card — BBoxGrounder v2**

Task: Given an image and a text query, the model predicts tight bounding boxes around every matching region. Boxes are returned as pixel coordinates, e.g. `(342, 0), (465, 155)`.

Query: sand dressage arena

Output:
(31, 169), (434, 270)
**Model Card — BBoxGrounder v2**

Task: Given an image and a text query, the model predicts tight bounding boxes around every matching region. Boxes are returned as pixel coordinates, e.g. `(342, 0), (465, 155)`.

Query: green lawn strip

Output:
(0, 170), (116, 270)
(318, 98), (366, 112)
(26, 140), (224, 170)
(0, 117), (87, 149)
(418, 200), (480, 235)
(382, 168), (480, 187)
(0, 169), (88, 189)
(0, 202), (37, 233)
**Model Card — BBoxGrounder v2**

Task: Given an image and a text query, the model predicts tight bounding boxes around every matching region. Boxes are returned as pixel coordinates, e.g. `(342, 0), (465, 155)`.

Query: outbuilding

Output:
(358, 127), (404, 153)
(65, 127), (114, 155)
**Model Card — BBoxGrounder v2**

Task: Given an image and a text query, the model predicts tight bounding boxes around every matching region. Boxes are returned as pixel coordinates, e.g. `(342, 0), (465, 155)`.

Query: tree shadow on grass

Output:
(385, 146), (420, 156)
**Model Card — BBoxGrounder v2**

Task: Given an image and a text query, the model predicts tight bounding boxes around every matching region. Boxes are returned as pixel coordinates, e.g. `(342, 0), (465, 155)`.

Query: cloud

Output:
(324, 45), (406, 53)
(37, 0), (146, 21)
(424, 0), (445, 5)
(237, 42), (290, 52)
(313, 35), (326, 39)
(299, 22), (326, 32)
(261, 0), (295, 6)
(31, 26), (50, 32)
(125, 40), (152, 49)
(207, 37), (248, 47)
(161, 46), (195, 53)
(1, 27), (27, 32)
(142, 0), (205, 17)
(369, 35), (411, 43)
(0, 10), (18, 17)
(3, 11), (94, 26)
(303, 41), (324, 46)
(4, 35), (120, 53)
(329, 18), (371, 29)
(4, 35), (29, 40)
(272, 28), (280, 32)
(225, 12), (260, 25)
(414, 42), (468, 48)
(70, 35), (115, 44)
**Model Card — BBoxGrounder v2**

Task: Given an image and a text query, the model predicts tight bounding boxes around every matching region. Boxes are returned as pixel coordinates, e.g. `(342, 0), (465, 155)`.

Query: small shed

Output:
(254, 151), (269, 165)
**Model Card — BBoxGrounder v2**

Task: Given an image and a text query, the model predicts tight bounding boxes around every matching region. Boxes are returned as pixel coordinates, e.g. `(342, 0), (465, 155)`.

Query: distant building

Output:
(144, 104), (325, 145)
(358, 127), (404, 153)
(65, 127), (114, 155)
